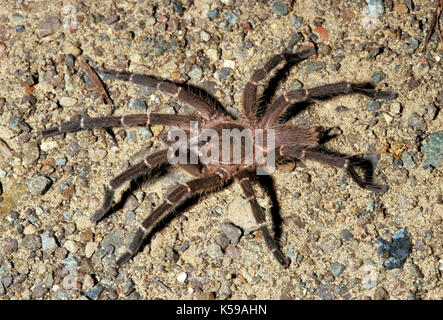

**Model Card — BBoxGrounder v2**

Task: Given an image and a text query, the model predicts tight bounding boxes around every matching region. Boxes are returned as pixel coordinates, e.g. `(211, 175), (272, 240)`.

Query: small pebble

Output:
(3, 239), (18, 253)
(304, 61), (326, 73)
(23, 223), (38, 235)
(215, 68), (230, 80)
(63, 42), (82, 56)
(405, 38), (420, 54)
(422, 132), (443, 169)
(82, 274), (95, 291)
(61, 256), (79, 269)
(166, 247), (179, 263)
(207, 9), (219, 20)
(374, 287), (389, 300)
(200, 30), (210, 42)
(271, 1), (289, 16)
(401, 152), (417, 170)
(84, 284), (104, 300)
(38, 15), (61, 37)
(41, 231), (57, 252)
(28, 176), (52, 195)
(407, 263), (424, 278)
(129, 98), (147, 110)
(408, 113), (426, 131)
(370, 71), (386, 83)
(22, 234), (42, 250)
(21, 94), (37, 107)
(125, 210), (136, 227)
(221, 222), (242, 244)
(55, 247), (68, 260)
(188, 65), (203, 82)
(172, 0), (184, 15)
(56, 158), (67, 166)
(2, 276), (13, 288)
(225, 245), (241, 259)
(104, 15), (119, 25)
(0, 42), (6, 59)
(330, 262), (345, 278)
(367, 101), (381, 111)
(227, 197), (257, 232)
(21, 141), (39, 164)
(215, 233), (230, 250)
(394, 1), (409, 14)
(390, 102), (401, 114)
(14, 259), (29, 274)
(206, 243), (223, 259)
(32, 285), (48, 299)
(59, 96), (77, 107)
(301, 173), (311, 183)
(88, 148), (108, 162)
(64, 240), (79, 253)
(377, 228), (412, 269)
(177, 272), (187, 283)
(124, 278), (135, 296)
(85, 242), (98, 258)
(367, 0), (384, 18)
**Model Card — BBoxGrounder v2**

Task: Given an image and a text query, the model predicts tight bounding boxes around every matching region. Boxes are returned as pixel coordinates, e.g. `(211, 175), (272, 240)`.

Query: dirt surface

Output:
(0, 0), (441, 300)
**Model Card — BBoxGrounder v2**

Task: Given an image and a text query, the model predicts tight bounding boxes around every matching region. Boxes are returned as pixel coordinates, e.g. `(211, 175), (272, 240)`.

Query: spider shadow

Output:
(255, 174), (284, 247)
(102, 164), (169, 220)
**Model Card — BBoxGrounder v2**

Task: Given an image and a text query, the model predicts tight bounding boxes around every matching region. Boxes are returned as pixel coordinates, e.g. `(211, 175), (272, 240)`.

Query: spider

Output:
(41, 46), (396, 268)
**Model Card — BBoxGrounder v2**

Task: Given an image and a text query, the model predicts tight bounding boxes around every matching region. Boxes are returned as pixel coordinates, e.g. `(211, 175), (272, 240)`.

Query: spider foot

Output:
(362, 182), (388, 194)
(273, 249), (290, 269)
(90, 188), (114, 222)
(90, 209), (107, 223)
(353, 84), (398, 100)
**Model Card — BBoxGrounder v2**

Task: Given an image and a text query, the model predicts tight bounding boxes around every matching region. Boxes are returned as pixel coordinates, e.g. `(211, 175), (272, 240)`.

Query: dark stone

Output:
(377, 228), (412, 269)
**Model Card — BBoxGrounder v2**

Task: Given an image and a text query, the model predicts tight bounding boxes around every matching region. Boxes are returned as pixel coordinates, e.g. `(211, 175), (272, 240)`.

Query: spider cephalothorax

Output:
(41, 46), (396, 268)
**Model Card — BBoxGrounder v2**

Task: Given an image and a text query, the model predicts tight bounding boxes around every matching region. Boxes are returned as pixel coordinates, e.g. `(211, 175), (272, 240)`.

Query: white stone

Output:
(383, 113), (393, 124)
(223, 60), (235, 68)
(177, 272), (187, 283)
(75, 216), (91, 230)
(40, 140), (58, 151)
(206, 48), (218, 63)
(390, 102), (401, 114)
(59, 96), (78, 107)
(85, 242), (98, 258)
(64, 240), (79, 253)
(23, 224), (38, 235)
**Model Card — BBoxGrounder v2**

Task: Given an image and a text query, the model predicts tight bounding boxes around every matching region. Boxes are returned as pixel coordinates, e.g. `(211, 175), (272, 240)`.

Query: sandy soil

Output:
(0, 0), (441, 300)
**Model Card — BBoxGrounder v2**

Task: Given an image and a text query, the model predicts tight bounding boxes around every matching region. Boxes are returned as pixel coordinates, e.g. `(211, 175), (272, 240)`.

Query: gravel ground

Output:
(0, 0), (442, 300)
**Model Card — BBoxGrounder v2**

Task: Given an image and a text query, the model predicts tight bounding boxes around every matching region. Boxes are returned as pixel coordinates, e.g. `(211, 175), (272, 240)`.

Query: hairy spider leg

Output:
(261, 82), (397, 127)
(279, 146), (387, 193)
(117, 172), (229, 266)
(242, 47), (316, 121)
(41, 113), (194, 137)
(97, 69), (222, 121)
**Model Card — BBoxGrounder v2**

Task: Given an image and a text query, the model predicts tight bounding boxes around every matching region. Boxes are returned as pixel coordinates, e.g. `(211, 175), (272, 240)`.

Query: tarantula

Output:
(41, 46), (396, 268)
